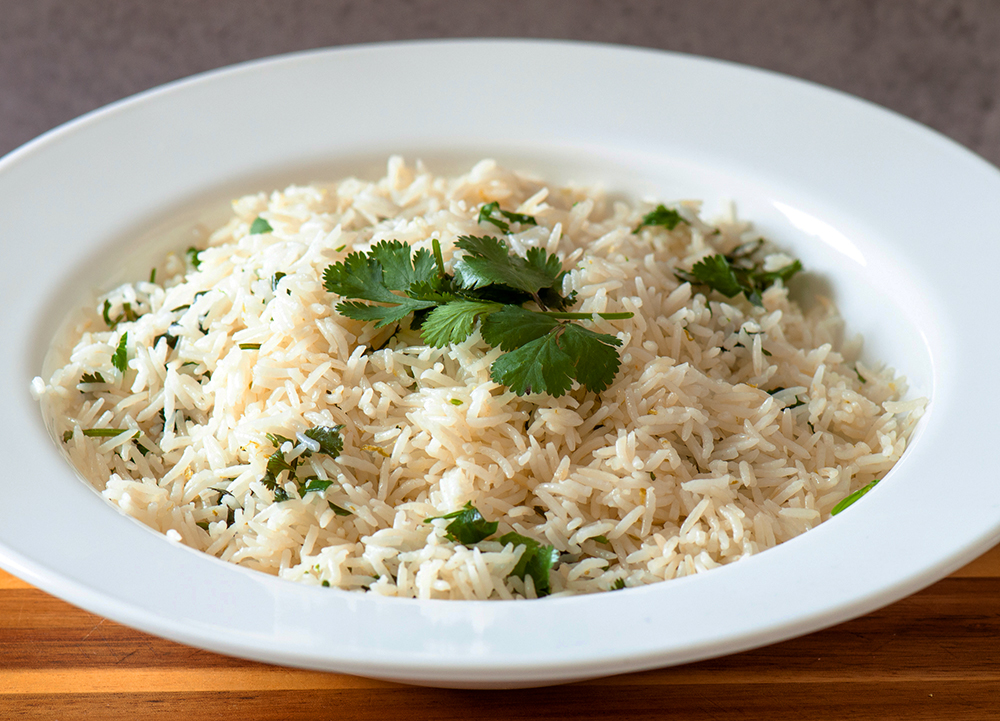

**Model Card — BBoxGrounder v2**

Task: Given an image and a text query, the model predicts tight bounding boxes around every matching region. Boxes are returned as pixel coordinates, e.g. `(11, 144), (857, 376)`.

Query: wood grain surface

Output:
(2, 545), (998, 720)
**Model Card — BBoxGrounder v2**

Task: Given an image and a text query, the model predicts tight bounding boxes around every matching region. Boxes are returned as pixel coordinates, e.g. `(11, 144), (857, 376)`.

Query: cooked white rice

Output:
(32, 158), (925, 599)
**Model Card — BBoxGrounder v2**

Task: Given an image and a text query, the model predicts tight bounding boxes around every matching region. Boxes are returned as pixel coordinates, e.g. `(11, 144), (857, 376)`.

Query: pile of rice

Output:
(32, 158), (925, 599)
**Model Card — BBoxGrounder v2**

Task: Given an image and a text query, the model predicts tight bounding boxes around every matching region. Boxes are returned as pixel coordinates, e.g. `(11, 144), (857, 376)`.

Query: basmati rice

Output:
(32, 158), (925, 599)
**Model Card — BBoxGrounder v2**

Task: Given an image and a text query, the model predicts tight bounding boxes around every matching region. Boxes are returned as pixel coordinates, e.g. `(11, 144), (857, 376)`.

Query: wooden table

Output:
(2, 546), (999, 720)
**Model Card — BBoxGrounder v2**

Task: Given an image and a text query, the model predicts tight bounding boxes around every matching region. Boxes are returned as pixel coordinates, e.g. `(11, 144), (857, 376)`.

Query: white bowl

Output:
(1, 40), (998, 688)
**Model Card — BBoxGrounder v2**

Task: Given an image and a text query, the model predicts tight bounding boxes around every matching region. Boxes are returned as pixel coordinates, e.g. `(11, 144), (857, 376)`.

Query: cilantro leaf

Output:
(271, 272), (286, 291)
(249, 217), (273, 235)
(483, 307), (622, 396)
(453, 236), (561, 296)
(112, 333), (128, 373)
(421, 300), (503, 347)
(79, 372), (106, 384)
(303, 425), (343, 457)
(554, 324), (623, 394)
(368, 240), (436, 291)
(499, 532), (560, 596)
(328, 501), (353, 516)
(424, 502), (499, 545)
(480, 305), (558, 349)
(831, 479), (879, 516)
(324, 251), (439, 329)
(633, 205), (687, 233)
(489, 332), (576, 397)
(612, 578), (626, 590)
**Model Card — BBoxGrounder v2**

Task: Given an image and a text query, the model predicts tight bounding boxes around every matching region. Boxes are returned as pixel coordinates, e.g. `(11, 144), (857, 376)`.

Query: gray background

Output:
(2, 0), (999, 165)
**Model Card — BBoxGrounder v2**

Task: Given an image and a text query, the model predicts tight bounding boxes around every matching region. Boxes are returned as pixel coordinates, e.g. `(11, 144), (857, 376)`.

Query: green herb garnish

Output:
(239, 343), (261, 350)
(328, 501), (352, 517)
(424, 501), (499, 545)
(82, 428), (130, 437)
(186, 246), (202, 269)
(831, 479), (880, 516)
(79, 372), (106, 384)
(62, 430), (74, 443)
(612, 578), (626, 590)
(271, 272), (286, 291)
(499, 532), (560, 597)
(102, 300), (141, 330)
(112, 333), (128, 373)
(196, 521), (210, 531)
(300, 478), (335, 495)
(675, 250), (802, 307)
(303, 425), (344, 457)
(592, 535), (610, 545)
(477, 201), (537, 233)
(322, 237), (631, 397)
(633, 205), (687, 233)
(250, 217), (273, 235)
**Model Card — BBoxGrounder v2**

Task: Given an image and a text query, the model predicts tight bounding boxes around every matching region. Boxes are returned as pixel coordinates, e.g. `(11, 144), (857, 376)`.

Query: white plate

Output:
(1, 40), (999, 688)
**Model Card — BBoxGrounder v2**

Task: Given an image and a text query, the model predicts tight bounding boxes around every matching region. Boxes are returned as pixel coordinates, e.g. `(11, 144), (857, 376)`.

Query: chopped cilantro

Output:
(186, 246), (202, 269)
(62, 430), (74, 443)
(499, 532), (560, 597)
(79, 372), (106, 384)
(449, 398), (464, 406)
(149, 268), (157, 284)
(334, 244), (346, 252)
(82, 428), (130, 437)
(249, 217), (273, 235)
(831, 479), (880, 516)
(328, 501), (353, 517)
(239, 343), (262, 350)
(102, 300), (140, 330)
(675, 251), (802, 308)
(303, 425), (343, 457)
(300, 478), (335, 495)
(322, 580), (331, 587)
(633, 205), (687, 234)
(271, 272), (286, 291)
(855, 367), (867, 383)
(196, 521), (210, 531)
(424, 501), (499, 545)
(477, 201), (538, 233)
(612, 578), (626, 590)
(112, 333), (128, 373)
(592, 535), (610, 545)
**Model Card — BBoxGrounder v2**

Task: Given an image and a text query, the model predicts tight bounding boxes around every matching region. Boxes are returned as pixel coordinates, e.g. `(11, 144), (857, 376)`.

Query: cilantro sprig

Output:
(675, 240), (802, 307)
(323, 237), (632, 397)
